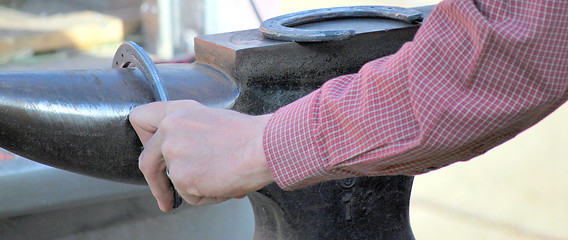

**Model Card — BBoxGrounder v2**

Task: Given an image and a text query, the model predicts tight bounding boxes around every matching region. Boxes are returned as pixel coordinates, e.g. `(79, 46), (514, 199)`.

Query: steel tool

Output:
(0, 5), (435, 239)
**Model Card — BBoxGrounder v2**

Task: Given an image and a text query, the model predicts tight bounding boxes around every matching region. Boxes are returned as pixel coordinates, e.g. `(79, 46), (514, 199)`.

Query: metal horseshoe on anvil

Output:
(0, 5), (433, 239)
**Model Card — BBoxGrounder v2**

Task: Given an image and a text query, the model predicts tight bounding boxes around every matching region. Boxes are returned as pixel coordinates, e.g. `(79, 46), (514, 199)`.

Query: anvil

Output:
(0, 5), (434, 239)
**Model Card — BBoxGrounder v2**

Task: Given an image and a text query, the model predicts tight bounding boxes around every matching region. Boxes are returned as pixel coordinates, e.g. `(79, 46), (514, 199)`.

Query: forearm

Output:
(264, 0), (568, 190)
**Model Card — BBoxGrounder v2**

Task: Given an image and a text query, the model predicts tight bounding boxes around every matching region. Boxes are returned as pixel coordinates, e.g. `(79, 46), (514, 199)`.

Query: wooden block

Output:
(0, 7), (136, 56)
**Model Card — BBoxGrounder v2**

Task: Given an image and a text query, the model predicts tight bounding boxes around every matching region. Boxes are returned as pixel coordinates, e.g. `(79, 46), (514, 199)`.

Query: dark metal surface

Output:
(260, 6), (423, 42)
(0, 63), (238, 184)
(249, 176), (415, 240)
(196, 6), (434, 115)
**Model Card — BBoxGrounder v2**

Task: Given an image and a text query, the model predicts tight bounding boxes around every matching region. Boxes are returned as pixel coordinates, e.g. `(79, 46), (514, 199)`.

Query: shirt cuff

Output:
(263, 90), (349, 190)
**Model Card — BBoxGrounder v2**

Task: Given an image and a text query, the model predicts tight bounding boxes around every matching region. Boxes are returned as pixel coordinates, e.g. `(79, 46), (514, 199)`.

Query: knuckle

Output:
(167, 100), (200, 115)
(159, 115), (182, 132)
(138, 155), (150, 173)
(128, 111), (139, 125)
(180, 100), (201, 107)
(137, 153), (163, 180)
(129, 105), (143, 118)
(179, 181), (201, 198)
(160, 138), (182, 159)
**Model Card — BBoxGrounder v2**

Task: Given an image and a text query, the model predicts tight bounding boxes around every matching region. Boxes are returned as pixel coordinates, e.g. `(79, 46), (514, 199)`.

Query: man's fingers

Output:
(184, 195), (231, 206)
(152, 173), (175, 212)
(138, 130), (174, 212)
(234, 194), (247, 199)
(129, 102), (169, 144)
(130, 100), (271, 209)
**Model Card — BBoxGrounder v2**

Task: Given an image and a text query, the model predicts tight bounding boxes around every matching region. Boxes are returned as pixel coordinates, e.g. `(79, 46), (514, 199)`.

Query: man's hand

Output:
(129, 100), (274, 212)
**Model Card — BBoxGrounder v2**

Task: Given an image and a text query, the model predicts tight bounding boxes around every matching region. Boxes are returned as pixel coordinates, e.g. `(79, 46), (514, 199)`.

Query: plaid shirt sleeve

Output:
(263, 0), (568, 190)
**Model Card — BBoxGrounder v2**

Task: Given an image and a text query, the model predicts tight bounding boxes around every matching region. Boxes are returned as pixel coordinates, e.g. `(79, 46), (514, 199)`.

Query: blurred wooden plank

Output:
(0, 7), (138, 56)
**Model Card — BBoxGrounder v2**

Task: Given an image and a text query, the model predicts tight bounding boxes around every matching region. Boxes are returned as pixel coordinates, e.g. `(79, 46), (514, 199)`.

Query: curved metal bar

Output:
(260, 6), (423, 42)
(0, 63), (239, 184)
(113, 41), (169, 101)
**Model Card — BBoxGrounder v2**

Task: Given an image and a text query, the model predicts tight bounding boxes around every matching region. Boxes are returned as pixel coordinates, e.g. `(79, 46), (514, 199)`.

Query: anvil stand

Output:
(193, 6), (434, 240)
(249, 177), (414, 239)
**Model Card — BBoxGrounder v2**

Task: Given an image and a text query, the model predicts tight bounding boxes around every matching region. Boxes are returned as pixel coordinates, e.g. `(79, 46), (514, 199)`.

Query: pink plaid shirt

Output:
(263, 0), (568, 190)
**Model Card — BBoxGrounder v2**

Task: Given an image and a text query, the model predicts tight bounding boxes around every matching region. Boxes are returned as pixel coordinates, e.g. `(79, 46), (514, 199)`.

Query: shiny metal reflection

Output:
(0, 63), (238, 184)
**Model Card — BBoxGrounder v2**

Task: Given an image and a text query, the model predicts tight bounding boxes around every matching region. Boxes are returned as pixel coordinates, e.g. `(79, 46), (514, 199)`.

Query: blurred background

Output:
(0, 0), (566, 239)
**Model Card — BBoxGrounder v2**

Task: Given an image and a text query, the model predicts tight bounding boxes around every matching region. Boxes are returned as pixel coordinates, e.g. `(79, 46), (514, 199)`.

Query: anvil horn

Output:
(0, 43), (239, 184)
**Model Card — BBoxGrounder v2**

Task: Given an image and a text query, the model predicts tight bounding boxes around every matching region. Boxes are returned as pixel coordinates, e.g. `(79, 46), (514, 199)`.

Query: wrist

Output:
(252, 114), (275, 186)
